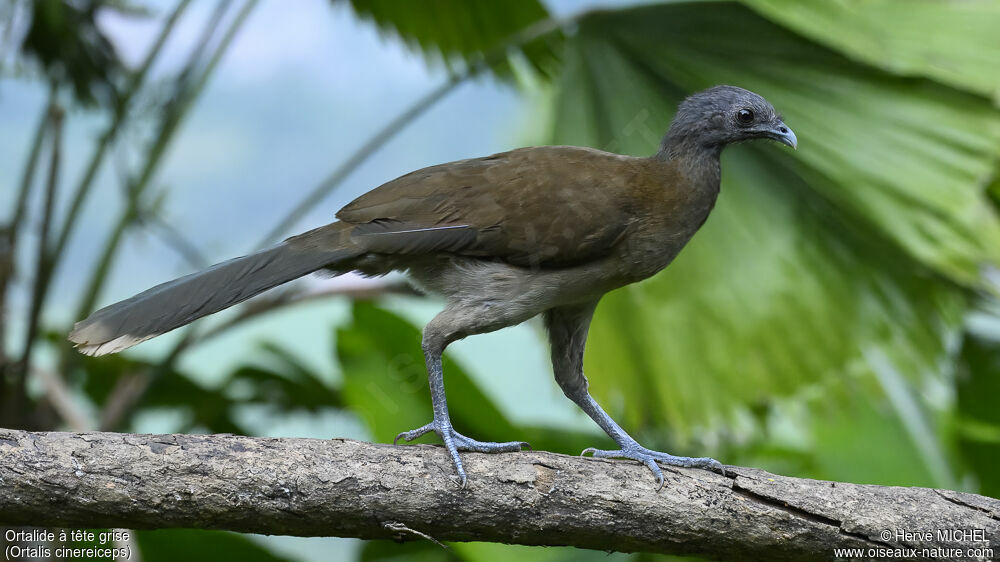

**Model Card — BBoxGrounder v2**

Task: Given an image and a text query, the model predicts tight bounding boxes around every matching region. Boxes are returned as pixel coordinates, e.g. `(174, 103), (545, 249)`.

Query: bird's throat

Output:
(655, 141), (723, 197)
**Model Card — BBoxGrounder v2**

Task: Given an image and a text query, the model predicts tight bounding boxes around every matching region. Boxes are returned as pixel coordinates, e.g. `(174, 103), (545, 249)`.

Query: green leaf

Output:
(136, 529), (294, 562)
(741, 0), (1000, 102)
(227, 342), (344, 412)
(78, 340), (342, 435)
(360, 531), (642, 561)
(551, 2), (984, 436)
(21, 0), (125, 107)
(360, 540), (457, 562)
(343, 0), (560, 80)
(452, 542), (636, 562)
(956, 325), (1000, 498)
(77, 352), (242, 434)
(730, 374), (948, 488)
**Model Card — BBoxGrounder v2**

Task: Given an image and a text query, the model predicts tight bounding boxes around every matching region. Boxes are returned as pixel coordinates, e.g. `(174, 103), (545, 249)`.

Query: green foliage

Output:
(361, 540), (456, 562)
(136, 529), (295, 562)
(742, 0), (1000, 100)
(739, 376), (946, 487)
(360, 534), (639, 561)
(79, 350), (248, 434)
(78, 341), (342, 434)
(344, 0), (561, 80)
(955, 327), (1000, 498)
(20, 0), (125, 106)
(228, 343), (345, 413)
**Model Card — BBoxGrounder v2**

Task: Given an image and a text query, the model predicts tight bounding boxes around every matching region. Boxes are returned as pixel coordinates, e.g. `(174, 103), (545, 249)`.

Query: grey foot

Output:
(394, 420), (529, 487)
(582, 444), (725, 489)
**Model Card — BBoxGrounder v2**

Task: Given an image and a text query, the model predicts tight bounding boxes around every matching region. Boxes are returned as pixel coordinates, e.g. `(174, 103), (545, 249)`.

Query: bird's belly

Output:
(406, 255), (622, 310)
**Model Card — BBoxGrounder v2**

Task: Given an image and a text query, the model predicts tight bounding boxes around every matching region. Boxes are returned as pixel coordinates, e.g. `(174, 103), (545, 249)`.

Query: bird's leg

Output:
(570, 387), (724, 487)
(394, 319), (528, 487)
(544, 302), (724, 489)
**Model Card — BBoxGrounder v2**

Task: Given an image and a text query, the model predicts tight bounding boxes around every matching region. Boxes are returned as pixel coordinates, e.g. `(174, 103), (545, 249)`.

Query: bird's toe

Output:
(451, 433), (529, 453)
(581, 444), (723, 486)
(394, 419), (527, 486)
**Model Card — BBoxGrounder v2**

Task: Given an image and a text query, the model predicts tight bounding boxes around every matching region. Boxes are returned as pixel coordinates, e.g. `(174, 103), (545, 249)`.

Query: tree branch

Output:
(0, 430), (996, 560)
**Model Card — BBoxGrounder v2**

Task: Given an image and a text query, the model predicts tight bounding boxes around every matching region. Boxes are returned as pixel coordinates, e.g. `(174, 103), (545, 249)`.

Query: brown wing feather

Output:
(337, 146), (644, 267)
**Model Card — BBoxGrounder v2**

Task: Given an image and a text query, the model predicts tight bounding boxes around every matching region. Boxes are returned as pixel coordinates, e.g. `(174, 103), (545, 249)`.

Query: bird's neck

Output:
(654, 132), (723, 190)
(656, 128), (722, 161)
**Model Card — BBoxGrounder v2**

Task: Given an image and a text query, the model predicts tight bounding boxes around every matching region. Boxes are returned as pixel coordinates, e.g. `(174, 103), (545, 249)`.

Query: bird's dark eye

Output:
(736, 108), (754, 125)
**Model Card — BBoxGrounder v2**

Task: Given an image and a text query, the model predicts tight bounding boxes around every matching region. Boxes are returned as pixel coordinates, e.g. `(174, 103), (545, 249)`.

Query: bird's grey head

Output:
(662, 85), (796, 154)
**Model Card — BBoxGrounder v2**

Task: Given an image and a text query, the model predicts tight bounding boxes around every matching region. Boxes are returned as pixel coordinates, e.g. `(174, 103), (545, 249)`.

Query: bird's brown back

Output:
(336, 146), (699, 270)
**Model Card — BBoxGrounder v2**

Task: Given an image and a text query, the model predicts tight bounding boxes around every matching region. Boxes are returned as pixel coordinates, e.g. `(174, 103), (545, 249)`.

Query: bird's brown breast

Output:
(605, 155), (721, 282)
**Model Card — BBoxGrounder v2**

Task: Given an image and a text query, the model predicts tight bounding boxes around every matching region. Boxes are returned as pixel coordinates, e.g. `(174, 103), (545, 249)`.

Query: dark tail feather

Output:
(69, 224), (359, 356)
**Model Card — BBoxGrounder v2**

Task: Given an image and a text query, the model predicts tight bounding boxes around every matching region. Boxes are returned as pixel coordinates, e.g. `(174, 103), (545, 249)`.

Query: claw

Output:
(393, 422), (434, 445)
(641, 457), (665, 491)
(708, 459), (727, 477)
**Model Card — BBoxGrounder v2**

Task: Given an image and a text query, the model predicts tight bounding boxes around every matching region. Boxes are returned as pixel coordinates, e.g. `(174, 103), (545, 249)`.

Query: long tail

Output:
(69, 222), (360, 356)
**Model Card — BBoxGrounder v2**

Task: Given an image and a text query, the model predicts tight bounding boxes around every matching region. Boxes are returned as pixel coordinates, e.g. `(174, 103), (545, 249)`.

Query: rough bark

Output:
(0, 429), (996, 561)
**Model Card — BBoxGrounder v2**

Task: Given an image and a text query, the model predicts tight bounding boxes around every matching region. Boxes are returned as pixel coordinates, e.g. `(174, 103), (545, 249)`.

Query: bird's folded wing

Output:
(336, 146), (641, 267)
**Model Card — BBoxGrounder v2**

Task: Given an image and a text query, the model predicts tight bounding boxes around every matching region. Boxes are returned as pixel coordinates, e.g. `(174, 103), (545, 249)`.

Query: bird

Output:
(70, 85), (796, 488)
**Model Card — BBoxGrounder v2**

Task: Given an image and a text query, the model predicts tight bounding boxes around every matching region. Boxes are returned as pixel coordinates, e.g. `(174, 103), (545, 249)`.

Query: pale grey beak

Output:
(767, 121), (797, 149)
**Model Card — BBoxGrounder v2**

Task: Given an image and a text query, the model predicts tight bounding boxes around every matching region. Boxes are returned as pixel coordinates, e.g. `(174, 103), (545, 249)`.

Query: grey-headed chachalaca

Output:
(70, 85), (797, 487)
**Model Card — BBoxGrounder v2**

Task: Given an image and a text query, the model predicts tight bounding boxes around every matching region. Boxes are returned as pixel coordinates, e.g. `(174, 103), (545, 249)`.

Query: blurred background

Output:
(1, 0), (999, 560)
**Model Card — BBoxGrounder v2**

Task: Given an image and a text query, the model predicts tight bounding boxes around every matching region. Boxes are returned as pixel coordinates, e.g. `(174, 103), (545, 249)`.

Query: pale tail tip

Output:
(68, 322), (147, 357)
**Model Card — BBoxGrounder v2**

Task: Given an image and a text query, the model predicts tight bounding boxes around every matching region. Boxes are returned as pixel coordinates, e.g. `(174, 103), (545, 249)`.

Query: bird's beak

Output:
(766, 121), (797, 149)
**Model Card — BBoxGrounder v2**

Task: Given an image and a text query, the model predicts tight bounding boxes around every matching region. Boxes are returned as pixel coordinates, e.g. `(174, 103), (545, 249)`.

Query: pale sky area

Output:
(0, 1), (641, 559)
